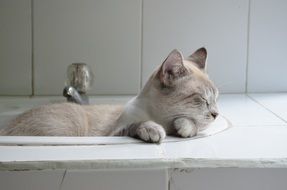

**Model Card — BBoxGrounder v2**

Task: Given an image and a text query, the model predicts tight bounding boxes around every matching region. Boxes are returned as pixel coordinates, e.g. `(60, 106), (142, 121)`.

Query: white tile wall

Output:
(0, 0), (286, 95)
(61, 169), (168, 190)
(248, 0), (287, 92)
(169, 168), (287, 190)
(0, 170), (64, 190)
(0, 0), (32, 95)
(33, 0), (141, 95)
(142, 0), (249, 93)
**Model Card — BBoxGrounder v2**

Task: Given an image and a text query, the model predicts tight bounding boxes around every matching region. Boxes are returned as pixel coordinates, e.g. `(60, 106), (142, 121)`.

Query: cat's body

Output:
(0, 48), (219, 143)
(2, 103), (123, 136)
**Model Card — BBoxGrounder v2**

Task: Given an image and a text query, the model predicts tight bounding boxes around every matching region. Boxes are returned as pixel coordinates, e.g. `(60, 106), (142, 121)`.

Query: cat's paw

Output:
(173, 118), (197, 138)
(136, 121), (166, 143)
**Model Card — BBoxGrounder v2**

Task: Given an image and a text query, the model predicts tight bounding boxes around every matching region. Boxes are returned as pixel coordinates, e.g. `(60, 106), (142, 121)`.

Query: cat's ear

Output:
(188, 47), (207, 71)
(159, 49), (187, 87)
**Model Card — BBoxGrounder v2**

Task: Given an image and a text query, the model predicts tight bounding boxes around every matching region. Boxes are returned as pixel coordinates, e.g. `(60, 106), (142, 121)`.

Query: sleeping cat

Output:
(0, 48), (219, 143)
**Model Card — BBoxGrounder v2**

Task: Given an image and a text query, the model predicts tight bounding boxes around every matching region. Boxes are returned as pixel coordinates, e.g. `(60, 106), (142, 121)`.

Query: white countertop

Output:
(0, 94), (287, 170)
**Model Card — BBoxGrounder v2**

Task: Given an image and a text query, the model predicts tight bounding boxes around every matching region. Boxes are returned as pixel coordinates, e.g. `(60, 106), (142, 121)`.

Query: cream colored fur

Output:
(2, 103), (123, 136)
(1, 48), (218, 143)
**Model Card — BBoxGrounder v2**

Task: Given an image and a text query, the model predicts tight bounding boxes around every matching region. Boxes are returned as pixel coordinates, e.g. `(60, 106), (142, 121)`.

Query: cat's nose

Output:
(211, 112), (218, 119)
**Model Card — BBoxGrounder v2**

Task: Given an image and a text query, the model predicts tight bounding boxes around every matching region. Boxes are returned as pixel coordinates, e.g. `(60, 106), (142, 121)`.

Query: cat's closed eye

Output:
(185, 94), (204, 107)
(193, 96), (203, 105)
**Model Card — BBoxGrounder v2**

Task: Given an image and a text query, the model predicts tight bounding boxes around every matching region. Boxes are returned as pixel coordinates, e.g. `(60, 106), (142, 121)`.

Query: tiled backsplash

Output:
(0, 0), (286, 95)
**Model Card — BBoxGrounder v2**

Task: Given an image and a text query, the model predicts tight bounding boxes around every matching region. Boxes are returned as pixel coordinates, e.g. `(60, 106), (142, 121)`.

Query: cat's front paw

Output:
(136, 121), (166, 143)
(173, 118), (197, 138)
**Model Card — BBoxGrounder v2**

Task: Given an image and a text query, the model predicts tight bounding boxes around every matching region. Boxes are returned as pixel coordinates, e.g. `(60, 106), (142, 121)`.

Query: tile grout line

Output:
(139, 0), (144, 91)
(232, 124), (287, 127)
(245, 0), (251, 93)
(247, 94), (287, 123)
(31, 0), (35, 96)
(59, 169), (67, 190)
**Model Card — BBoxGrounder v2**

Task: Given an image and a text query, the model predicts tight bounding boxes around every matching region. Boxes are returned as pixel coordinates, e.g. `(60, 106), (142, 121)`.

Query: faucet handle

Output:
(63, 86), (89, 105)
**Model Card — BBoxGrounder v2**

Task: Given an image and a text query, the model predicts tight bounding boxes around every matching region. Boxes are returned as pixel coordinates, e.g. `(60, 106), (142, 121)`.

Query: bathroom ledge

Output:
(0, 94), (287, 171)
(1, 158), (287, 171)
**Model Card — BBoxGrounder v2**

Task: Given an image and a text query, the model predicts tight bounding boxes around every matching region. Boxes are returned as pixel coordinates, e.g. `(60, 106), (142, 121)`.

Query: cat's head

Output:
(141, 48), (219, 131)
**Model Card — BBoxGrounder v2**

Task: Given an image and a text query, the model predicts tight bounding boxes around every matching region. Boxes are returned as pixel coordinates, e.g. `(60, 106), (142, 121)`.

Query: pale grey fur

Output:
(0, 48), (218, 143)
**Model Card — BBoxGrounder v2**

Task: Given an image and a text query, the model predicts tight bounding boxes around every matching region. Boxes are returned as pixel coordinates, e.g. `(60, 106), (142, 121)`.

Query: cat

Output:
(0, 47), (219, 143)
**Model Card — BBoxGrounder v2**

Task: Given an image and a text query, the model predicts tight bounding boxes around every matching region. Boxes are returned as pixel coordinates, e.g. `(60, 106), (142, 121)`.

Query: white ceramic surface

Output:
(0, 0), (32, 95)
(217, 94), (285, 126)
(0, 144), (165, 162)
(61, 169), (168, 190)
(162, 126), (287, 159)
(0, 170), (64, 190)
(1, 1), (287, 96)
(248, 0), (287, 92)
(250, 93), (287, 122)
(0, 115), (230, 146)
(0, 94), (287, 170)
(169, 168), (287, 190)
(34, 0), (141, 95)
(142, 0), (249, 93)
(203, 126), (287, 159)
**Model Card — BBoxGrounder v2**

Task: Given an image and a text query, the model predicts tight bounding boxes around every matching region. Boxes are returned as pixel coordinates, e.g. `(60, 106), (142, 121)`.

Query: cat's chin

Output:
(196, 121), (214, 131)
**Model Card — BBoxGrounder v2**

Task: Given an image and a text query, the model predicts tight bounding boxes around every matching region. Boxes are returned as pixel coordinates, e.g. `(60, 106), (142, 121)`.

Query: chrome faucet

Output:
(63, 63), (93, 105)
